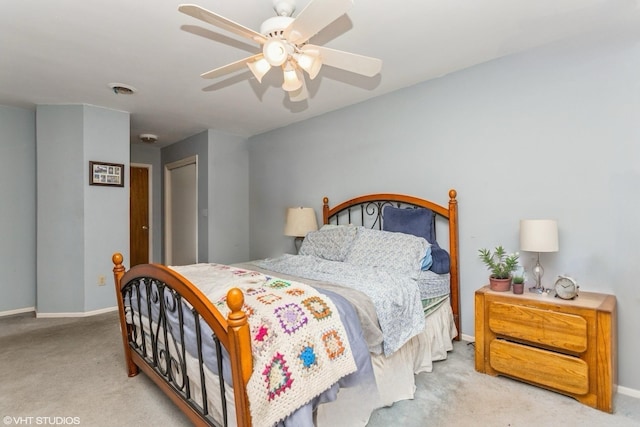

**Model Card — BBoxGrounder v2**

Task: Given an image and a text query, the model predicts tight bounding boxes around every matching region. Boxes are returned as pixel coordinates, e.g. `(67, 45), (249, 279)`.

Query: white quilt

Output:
(254, 254), (426, 356)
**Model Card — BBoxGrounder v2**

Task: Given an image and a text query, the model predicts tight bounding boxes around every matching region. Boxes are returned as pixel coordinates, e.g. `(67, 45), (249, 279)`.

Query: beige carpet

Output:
(1, 311), (638, 426)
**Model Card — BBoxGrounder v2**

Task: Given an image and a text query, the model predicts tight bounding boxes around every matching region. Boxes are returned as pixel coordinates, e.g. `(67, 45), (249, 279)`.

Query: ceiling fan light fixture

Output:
(247, 57), (272, 83)
(281, 63), (303, 92)
(295, 50), (322, 80)
(263, 39), (289, 66)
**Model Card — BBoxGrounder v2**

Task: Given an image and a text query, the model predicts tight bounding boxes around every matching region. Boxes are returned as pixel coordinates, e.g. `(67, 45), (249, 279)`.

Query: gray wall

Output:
(36, 105), (84, 313)
(36, 104), (129, 314)
(132, 130), (250, 266)
(208, 130), (250, 264)
(82, 106), (130, 311)
(248, 31), (640, 392)
(0, 106), (36, 312)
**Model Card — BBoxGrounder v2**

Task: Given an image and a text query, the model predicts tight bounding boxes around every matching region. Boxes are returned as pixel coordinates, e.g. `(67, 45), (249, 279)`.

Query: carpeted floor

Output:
(1, 311), (638, 426)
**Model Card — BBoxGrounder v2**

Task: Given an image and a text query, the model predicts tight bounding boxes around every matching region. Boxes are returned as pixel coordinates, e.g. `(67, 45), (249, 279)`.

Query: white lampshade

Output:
(295, 50), (322, 80)
(247, 57), (271, 83)
(520, 220), (559, 252)
(281, 63), (303, 92)
(284, 207), (318, 237)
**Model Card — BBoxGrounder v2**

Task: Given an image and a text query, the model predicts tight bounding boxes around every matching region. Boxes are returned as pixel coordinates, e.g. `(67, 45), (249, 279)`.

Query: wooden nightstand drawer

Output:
(488, 301), (587, 354)
(490, 339), (589, 395)
(475, 286), (616, 412)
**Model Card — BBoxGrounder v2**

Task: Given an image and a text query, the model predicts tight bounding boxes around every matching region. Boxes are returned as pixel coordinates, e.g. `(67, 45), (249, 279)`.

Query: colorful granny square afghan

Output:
(206, 265), (357, 427)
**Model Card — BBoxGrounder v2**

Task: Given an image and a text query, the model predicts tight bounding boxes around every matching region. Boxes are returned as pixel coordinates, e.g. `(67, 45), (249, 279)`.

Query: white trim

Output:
(618, 385), (640, 399)
(0, 306), (35, 318)
(36, 306), (118, 318)
(131, 162), (153, 263)
(461, 333), (474, 342)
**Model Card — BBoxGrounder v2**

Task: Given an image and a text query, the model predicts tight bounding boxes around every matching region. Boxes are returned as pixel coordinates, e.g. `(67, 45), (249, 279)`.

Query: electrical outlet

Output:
(98, 275), (106, 286)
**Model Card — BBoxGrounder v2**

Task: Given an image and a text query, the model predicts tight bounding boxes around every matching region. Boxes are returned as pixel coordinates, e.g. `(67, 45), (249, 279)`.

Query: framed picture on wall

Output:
(89, 161), (124, 187)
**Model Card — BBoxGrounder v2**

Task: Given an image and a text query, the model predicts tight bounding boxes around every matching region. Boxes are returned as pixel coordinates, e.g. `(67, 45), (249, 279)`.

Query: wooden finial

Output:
(449, 189), (457, 200)
(112, 252), (123, 266)
(226, 288), (246, 323)
(112, 252), (125, 276)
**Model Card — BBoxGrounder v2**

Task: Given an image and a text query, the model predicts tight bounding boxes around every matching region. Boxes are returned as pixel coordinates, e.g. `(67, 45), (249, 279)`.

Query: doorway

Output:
(130, 164), (152, 267)
(164, 156), (198, 265)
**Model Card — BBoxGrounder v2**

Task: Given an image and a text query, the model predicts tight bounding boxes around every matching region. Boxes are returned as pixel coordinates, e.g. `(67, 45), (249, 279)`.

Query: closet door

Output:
(164, 156), (197, 265)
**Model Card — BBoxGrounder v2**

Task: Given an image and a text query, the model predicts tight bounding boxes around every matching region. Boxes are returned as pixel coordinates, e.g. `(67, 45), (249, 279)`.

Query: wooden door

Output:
(130, 166), (149, 266)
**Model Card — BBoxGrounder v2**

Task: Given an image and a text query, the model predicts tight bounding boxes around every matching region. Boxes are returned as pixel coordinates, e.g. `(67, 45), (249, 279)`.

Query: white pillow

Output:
(299, 226), (359, 261)
(344, 228), (429, 278)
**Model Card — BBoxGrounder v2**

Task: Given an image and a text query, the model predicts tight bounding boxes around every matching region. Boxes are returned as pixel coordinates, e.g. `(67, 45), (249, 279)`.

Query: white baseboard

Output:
(36, 306), (118, 318)
(460, 333), (474, 342)
(0, 306), (35, 318)
(618, 385), (640, 399)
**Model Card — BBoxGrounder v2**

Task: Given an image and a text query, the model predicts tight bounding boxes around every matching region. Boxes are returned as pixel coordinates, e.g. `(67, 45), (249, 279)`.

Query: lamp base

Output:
(528, 285), (545, 294)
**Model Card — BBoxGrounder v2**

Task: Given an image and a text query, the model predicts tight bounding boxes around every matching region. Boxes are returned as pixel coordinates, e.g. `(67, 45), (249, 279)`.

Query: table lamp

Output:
(284, 207), (318, 252)
(519, 219), (559, 293)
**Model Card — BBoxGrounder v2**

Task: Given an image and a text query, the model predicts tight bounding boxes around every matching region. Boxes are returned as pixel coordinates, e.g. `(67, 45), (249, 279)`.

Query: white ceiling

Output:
(2, 0), (638, 147)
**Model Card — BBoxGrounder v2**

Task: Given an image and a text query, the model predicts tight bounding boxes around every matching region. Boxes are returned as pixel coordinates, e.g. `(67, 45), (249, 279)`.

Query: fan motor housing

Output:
(260, 16), (294, 37)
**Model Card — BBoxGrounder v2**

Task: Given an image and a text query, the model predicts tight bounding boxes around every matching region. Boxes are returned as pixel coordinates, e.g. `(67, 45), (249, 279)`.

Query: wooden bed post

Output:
(112, 253), (139, 377)
(226, 288), (253, 427)
(447, 189), (461, 340)
(322, 197), (330, 224)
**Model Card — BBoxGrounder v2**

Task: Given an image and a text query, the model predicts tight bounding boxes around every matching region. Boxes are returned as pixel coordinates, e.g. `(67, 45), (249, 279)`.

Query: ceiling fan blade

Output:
(284, 0), (353, 45)
(179, 4), (267, 44)
(200, 54), (262, 79)
(288, 77), (309, 102)
(303, 45), (382, 77)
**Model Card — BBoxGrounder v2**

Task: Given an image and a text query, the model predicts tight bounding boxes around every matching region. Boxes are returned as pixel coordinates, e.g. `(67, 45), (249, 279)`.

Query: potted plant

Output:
(512, 271), (525, 294)
(478, 246), (519, 291)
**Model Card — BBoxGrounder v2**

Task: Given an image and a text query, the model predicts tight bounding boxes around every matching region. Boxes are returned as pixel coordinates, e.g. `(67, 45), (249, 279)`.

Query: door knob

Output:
(142, 226), (149, 230)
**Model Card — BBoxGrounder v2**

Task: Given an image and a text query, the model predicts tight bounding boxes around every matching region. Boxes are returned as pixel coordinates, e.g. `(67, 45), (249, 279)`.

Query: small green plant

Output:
(512, 273), (525, 284)
(478, 246), (520, 279)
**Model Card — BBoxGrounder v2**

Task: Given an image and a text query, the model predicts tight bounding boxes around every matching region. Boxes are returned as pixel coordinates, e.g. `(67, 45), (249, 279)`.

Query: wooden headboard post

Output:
(321, 190), (461, 340)
(447, 189), (460, 338)
(112, 253), (140, 377)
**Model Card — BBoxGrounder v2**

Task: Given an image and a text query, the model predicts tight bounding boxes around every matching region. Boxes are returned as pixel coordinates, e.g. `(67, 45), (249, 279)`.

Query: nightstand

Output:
(474, 286), (617, 412)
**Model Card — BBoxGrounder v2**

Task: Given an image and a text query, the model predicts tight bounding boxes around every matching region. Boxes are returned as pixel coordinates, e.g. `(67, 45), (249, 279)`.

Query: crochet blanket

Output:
(172, 263), (357, 427)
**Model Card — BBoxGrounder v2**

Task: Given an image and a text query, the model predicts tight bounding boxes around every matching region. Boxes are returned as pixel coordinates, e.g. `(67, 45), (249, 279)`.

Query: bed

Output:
(112, 190), (460, 427)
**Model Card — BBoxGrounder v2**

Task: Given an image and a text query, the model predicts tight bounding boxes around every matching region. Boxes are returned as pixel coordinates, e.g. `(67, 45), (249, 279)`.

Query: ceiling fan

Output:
(178, 0), (382, 102)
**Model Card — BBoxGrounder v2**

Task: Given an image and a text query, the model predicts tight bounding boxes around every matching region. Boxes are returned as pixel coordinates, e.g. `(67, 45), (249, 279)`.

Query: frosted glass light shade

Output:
(263, 39), (288, 66)
(295, 50), (322, 79)
(248, 57), (271, 82)
(520, 220), (559, 252)
(284, 207), (318, 237)
(282, 66), (303, 92)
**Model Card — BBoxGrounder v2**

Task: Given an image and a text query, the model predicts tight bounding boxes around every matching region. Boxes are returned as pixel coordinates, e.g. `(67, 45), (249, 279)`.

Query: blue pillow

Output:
(429, 246), (450, 275)
(383, 206), (435, 243)
(383, 206), (450, 274)
(421, 246), (433, 270)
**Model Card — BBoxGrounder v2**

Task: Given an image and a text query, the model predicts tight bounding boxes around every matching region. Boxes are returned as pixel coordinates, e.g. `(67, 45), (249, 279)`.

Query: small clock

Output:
(554, 275), (579, 300)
